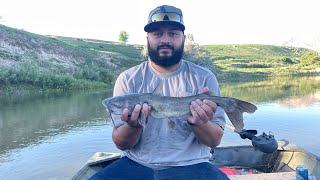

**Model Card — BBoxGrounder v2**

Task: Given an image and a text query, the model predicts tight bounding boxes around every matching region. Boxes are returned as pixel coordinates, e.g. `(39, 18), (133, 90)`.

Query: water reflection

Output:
(0, 90), (113, 158)
(0, 77), (320, 179)
(274, 92), (320, 108)
(220, 76), (320, 106)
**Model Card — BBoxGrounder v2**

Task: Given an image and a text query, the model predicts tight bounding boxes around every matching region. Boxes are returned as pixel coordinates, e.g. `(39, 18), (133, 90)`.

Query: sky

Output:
(1, 0), (320, 47)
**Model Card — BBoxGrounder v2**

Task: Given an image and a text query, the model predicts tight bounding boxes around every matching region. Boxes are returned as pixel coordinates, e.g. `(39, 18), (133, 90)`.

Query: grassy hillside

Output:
(206, 44), (307, 60)
(0, 24), (319, 95)
(0, 24), (143, 95)
(204, 44), (319, 82)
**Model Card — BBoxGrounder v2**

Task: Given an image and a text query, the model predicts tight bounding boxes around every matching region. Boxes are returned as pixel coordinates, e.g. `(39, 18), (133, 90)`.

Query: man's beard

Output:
(147, 43), (184, 68)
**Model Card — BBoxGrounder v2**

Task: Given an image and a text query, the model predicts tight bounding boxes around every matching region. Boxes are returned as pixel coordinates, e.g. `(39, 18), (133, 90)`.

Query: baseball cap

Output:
(144, 5), (185, 32)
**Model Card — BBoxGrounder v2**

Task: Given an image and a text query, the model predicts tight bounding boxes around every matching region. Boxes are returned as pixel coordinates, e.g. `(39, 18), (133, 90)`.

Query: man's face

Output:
(147, 25), (185, 67)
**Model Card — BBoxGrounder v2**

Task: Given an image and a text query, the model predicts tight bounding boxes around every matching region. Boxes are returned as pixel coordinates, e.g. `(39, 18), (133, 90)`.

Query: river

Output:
(0, 77), (319, 179)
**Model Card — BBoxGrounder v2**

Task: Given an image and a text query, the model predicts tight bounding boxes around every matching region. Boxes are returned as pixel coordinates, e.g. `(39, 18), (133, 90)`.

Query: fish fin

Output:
(225, 110), (245, 132)
(152, 81), (163, 95)
(224, 98), (258, 131)
(138, 110), (147, 128)
(203, 91), (215, 96)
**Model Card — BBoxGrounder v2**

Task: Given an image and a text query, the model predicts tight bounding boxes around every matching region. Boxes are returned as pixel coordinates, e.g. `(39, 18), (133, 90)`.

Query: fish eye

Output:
(110, 102), (122, 108)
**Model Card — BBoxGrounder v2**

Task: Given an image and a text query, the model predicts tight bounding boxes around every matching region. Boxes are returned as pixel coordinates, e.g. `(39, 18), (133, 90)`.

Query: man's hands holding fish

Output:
(187, 87), (224, 148)
(112, 87), (223, 150)
(187, 87), (217, 127)
(111, 102), (152, 150)
(121, 103), (151, 128)
(121, 87), (217, 129)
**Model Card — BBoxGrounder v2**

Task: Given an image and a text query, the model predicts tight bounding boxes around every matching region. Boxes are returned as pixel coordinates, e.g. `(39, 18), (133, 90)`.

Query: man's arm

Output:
(112, 103), (150, 150)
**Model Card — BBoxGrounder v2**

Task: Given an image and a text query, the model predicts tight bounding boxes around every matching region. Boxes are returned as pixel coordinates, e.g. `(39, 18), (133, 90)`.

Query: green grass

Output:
(204, 44), (319, 82)
(0, 25), (144, 95)
(205, 44), (308, 60)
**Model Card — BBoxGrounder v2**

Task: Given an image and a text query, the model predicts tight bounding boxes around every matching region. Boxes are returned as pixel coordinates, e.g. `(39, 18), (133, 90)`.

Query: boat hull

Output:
(72, 142), (320, 180)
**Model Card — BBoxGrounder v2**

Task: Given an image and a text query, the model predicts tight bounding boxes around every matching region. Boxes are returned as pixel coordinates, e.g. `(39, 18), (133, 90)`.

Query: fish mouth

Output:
(108, 109), (121, 116)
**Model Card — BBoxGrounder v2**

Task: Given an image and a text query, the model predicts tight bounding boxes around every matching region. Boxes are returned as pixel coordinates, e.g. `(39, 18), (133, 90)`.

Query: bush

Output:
(230, 63), (272, 68)
(0, 61), (107, 91)
(279, 57), (295, 64)
(300, 52), (320, 65)
(183, 34), (213, 68)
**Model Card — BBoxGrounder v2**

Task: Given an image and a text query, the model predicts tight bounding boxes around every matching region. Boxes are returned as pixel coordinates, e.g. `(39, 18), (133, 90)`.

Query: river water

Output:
(0, 77), (319, 179)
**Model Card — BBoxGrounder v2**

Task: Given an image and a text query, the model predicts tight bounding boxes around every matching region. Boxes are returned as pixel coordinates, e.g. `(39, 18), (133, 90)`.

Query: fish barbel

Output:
(102, 92), (257, 131)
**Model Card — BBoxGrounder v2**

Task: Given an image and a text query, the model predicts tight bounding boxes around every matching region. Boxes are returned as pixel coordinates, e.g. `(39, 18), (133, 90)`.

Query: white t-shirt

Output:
(112, 60), (225, 169)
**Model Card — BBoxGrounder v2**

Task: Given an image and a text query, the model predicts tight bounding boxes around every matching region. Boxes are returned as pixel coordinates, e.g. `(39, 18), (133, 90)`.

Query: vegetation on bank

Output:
(0, 25), (143, 95)
(0, 24), (319, 96)
(204, 44), (320, 82)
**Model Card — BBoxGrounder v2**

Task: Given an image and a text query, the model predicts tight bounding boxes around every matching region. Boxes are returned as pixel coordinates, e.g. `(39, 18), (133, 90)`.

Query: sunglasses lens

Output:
(151, 13), (181, 23)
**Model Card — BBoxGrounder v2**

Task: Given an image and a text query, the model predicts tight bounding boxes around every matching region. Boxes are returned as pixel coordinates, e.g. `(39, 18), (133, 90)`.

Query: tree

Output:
(118, 31), (129, 43)
(183, 33), (212, 66)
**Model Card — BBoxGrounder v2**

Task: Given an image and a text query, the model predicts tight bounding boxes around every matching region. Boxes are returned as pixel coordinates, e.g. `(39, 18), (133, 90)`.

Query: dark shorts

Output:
(89, 156), (229, 180)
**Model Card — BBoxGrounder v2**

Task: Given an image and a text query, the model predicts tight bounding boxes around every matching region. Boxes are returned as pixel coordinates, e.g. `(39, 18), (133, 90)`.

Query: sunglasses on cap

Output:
(151, 12), (182, 23)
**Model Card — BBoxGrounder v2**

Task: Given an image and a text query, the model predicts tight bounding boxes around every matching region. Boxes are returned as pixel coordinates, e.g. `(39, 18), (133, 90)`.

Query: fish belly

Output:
(149, 98), (191, 119)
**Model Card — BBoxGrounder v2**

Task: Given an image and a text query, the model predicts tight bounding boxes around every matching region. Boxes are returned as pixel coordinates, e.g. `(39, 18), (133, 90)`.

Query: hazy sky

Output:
(1, 0), (319, 46)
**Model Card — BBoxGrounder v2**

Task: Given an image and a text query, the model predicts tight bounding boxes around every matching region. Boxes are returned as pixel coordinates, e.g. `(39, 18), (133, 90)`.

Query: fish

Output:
(102, 91), (257, 131)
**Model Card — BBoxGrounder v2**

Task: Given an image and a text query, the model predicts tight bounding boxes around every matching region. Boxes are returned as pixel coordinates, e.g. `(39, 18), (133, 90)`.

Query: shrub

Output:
(300, 52), (320, 65)
(279, 56), (294, 64)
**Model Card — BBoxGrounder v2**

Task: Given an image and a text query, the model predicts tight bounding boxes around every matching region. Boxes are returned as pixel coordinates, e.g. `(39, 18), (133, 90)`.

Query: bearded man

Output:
(90, 5), (229, 180)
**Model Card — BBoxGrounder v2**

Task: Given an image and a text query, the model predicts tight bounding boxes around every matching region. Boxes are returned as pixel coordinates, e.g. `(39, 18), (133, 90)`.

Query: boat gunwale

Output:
(71, 143), (320, 180)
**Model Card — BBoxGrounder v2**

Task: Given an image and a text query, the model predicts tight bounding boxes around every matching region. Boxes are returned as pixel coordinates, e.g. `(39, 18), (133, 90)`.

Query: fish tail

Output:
(225, 110), (245, 132)
(223, 98), (257, 131)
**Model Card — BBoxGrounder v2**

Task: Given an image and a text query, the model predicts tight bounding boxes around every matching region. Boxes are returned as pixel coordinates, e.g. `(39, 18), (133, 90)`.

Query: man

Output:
(90, 5), (229, 180)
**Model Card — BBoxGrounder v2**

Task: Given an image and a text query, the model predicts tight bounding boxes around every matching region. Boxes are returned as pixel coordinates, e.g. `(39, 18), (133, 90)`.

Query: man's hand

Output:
(121, 103), (150, 128)
(112, 103), (150, 150)
(187, 87), (217, 126)
(187, 87), (223, 148)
